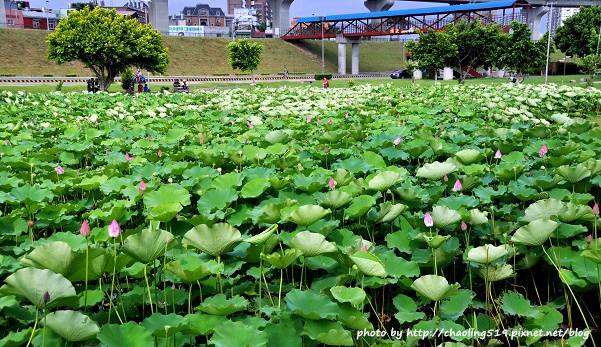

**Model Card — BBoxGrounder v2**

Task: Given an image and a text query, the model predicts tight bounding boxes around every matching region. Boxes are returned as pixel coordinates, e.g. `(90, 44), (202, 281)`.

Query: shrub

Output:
(43, 74), (53, 77)
(0, 73), (16, 77)
(347, 79), (355, 87)
(55, 81), (64, 91)
(65, 73), (78, 77)
(120, 68), (134, 91)
(314, 73), (333, 80)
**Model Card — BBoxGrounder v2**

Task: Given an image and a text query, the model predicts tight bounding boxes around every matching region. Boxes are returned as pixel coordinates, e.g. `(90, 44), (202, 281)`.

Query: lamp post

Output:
(45, 0), (49, 30)
(544, 2), (555, 85)
(321, 16), (324, 74)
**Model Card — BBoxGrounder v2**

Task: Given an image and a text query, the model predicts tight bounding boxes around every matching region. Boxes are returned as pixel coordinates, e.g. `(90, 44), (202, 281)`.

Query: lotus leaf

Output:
(511, 219), (558, 246)
(289, 231), (336, 256)
(0, 268), (78, 309)
(469, 209), (489, 225)
(321, 190), (353, 209)
(430, 205), (462, 228)
(20, 241), (78, 278)
(393, 294), (426, 324)
(263, 319), (303, 347)
(240, 177), (271, 198)
(197, 188), (239, 213)
(244, 224), (277, 244)
(467, 244), (511, 264)
(0, 327), (33, 347)
(555, 164), (591, 184)
(303, 320), (353, 346)
(122, 227), (175, 264)
(286, 205), (330, 226)
(286, 289), (339, 320)
(416, 161), (458, 180)
(330, 286), (366, 305)
(366, 171), (402, 191)
(197, 294), (248, 316)
(185, 313), (228, 335)
(43, 310), (99, 342)
(337, 303), (374, 330)
(212, 172), (244, 190)
(264, 129), (290, 144)
(183, 223), (242, 257)
(140, 313), (189, 337)
(474, 264), (514, 282)
(165, 258), (221, 283)
(455, 149), (483, 165)
(344, 195), (376, 219)
(144, 186), (191, 222)
(368, 202), (407, 223)
(349, 251), (386, 277)
(559, 203), (596, 222)
(582, 250), (601, 264)
(97, 322), (153, 347)
(411, 275), (460, 301)
(522, 199), (564, 222)
(440, 289), (473, 321)
(262, 248), (303, 268)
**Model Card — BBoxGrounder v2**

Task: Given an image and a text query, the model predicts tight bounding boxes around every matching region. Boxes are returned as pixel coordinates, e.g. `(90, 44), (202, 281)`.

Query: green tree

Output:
(47, 7), (169, 91)
(446, 20), (505, 84)
(555, 6), (601, 58)
(227, 39), (264, 84)
(577, 54), (601, 86)
(256, 22), (267, 32)
(500, 21), (549, 76)
(405, 29), (457, 81)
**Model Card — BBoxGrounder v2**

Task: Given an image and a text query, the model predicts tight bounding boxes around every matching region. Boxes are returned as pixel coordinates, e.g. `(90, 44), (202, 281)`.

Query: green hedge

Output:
(65, 73), (78, 77)
(0, 73), (16, 77)
(314, 73), (332, 80)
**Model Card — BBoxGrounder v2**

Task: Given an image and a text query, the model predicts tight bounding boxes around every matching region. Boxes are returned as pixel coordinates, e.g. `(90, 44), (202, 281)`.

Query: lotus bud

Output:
(424, 212), (434, 227)
(587, 234), (593, 242)
(139, 180), (146, 195)
(328, 178), (336, 190)
(42, 291), (50, 303)
(443, 175), (448, 182)
(80, 220), (90, 238)
(494, 149), (502, 159)
(108, 220), (120, 238)
(461, 221), (467, 231)
(593, 203), (599, 216)
(158, 149), (162, 157)
(361, 245), (368, 251)
(452, 180), (463, 192)
(393, 137), (402, 146)
(55, 165), (64, 175)
(168, 178), (173, 184)
(27, 220), (34, 227)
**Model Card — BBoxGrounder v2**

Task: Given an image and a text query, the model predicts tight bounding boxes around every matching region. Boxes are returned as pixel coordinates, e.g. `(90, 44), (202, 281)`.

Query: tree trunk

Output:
(434, 70), (438, 82)
(251, 70), (255, 85)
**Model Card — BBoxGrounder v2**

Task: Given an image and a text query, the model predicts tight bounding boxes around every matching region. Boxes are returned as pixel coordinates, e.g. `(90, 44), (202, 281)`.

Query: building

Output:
(227, 0), (270, 24)
(550, 7), (579, 36)
(22, 9), (57, 29)
(3, 1), (24, 28)
(181, 3), (226, 27)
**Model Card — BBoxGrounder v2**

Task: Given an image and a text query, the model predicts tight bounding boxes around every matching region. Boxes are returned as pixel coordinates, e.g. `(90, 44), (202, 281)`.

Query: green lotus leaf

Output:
(262, 248), (303, 269)
(144, 185), (191, 222)
(582, 250), (601, 264)
(321, 190), (353, 209)
(511, 219), (558, 246)
(439, 289), (473, 321)
(411, 275), (460, 302)
(286, 205), (331, 226)
(140, 313), (189, 337)
(97, 322), (153, 347)
(501, 291), (540, 317)
(368, 202), (407, 223)
(209, 320), (268, 347)
(67, 248), (108, 282)
(9, 184), (53, 205)
(416, 161), (458, 180)
(245, 224), (277, 245)
(0, 268), (78, 309)
(337, 303), (374, 330)
(185, 313), (228, 336)
(292, 174), (326, 194)
(285, 289), (339, 320)
(559, 203), (596, 222)
(240, 177), (271, 198)
(165, 258), (221, 283)
(0, 327), (33, 347)
(44, 310), (99, 342)
(289, 231), (336, 257)
(197, 188), (239, 214)
(555, 164), (591, 184)
(558, 268), (588, 288)
(212, 172), (244, 190)
(431, 205), (462, 228)
(349, 251), (387, 277)
(415, 233), (451, 249)
(303, 320), (353, 346)
(522, 198), (564, 222)
(20, 241), (78, 278)
(183, 223), (242, 257)
(469, 209), (489, 225)
(330, 286), (366, 306)
(393, 294), (426, 324)
(525, 305), (563, 331)
(474, 264), (514, 282)
(264, 129), (290, 144)
(344, 195), (376, 219)
(197, 294), (248, 316)
(122, 227), (175, 264)
(367, 171), (402, 192)
(455, 149), (483, 165)
(467, 244), (511, 264)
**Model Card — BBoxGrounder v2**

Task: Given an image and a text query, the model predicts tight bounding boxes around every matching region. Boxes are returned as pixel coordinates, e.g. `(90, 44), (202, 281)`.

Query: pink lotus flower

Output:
(361, 245), (368, 251)
(494, 149), (502, 159)
(424, 212), (434, 227)
(461, 221), (467, 231)
(328, 119), (333, 124)
(199, 137), (204, 144)
(246, 121), (253, 129)
(317, 118), (321, 124)
(306, 117), (312, 123)
(328, 178), (336, 190)
(80, 220), (90, 238)
(55, 165), (64, 175)
(324, 147), (329, 153)
(538, 144), (548, 157)
(139, 180), (146, 195)
(95, 121), (99, 126)
(441, 125), (445, 131)
(443, 175), (448, 182)
(393, 137), (402, 146)
(231, 120), (235, 125)
(345, 114), (349, 118)
(453, 180), (462, 192)
(123, 127), (127, 132)
(108, 220), (120, 238)
(587, 234), (593, 242)
(4, 139), (9, 144)
(125, 152), (133, 161)
(158, 149), (162, 157)
(593, 203), (599, 216)
(105, 149), (109, 155)
(147, 135), (151, 140)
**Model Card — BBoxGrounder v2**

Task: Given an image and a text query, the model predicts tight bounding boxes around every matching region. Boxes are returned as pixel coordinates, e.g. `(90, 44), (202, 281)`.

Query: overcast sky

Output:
(28, 0), (443, 18)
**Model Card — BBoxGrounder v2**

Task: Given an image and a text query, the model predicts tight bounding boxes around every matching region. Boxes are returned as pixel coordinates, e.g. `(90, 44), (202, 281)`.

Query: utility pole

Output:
(544, 2), (555, 84)
(321, 16), (324, 74)
(45, 0), (49, 30)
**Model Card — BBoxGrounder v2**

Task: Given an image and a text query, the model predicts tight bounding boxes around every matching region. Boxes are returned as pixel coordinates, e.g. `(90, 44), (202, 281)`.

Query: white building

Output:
(550, 7), (580, 36)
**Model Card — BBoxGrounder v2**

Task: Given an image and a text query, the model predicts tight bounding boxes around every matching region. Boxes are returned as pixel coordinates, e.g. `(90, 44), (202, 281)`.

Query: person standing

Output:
(323, 77), (329, 89)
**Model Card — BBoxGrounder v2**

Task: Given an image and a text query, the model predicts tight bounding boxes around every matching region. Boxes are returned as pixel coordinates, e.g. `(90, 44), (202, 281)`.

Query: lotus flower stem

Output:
(163, 243), (168, 315)
(84, 237), (89, 312)
(144, 264), (155, 314)
(261, 270), (275, 307)
(216, 256), (223, 294)
(108, 238), (124, 324)
(278, 269), (283, 309)
(25, 308), (38, 347)
(258, 245), (263, 312)
(197, 280), (203, 303)
(188, 284), (192, 315)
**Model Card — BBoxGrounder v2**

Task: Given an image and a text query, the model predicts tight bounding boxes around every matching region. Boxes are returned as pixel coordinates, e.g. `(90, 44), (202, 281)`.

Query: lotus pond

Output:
(0, 83), (600, 347)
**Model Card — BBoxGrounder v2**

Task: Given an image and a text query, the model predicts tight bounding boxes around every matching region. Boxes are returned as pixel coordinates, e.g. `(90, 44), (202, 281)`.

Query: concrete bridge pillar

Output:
(336, 34), (361, 75)
(527, 6), (549, 40)
(149, 0), (169, 34)
(364, 0), (395, 12)
(269, 0), (294, 37)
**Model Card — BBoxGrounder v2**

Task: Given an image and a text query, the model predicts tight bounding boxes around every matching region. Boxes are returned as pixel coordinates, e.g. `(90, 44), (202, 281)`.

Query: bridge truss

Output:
(282, 0), (530, 40)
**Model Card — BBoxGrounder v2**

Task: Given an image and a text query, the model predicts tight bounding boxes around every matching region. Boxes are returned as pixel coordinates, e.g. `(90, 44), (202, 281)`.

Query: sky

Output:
(28, 0), (444, 18)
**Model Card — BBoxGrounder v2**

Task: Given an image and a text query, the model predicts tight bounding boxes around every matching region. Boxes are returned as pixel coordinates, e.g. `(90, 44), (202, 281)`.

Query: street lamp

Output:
(45, 0), (49, 30)
(321, 16), (325, 74)
(544, 2), (555, 85)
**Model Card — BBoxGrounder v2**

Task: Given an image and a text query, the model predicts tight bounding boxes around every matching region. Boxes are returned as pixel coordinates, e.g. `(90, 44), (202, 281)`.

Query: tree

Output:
(555, 6), (601, 58)
(500, 21), (549, 76)
(577, 54), (601, 86)
(256, 22), (267, 33)
(227, 39), (264, 84)
(405, 29), (457, 81)
(446, 20), (505, 84)
(47, 7), (169, 91)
